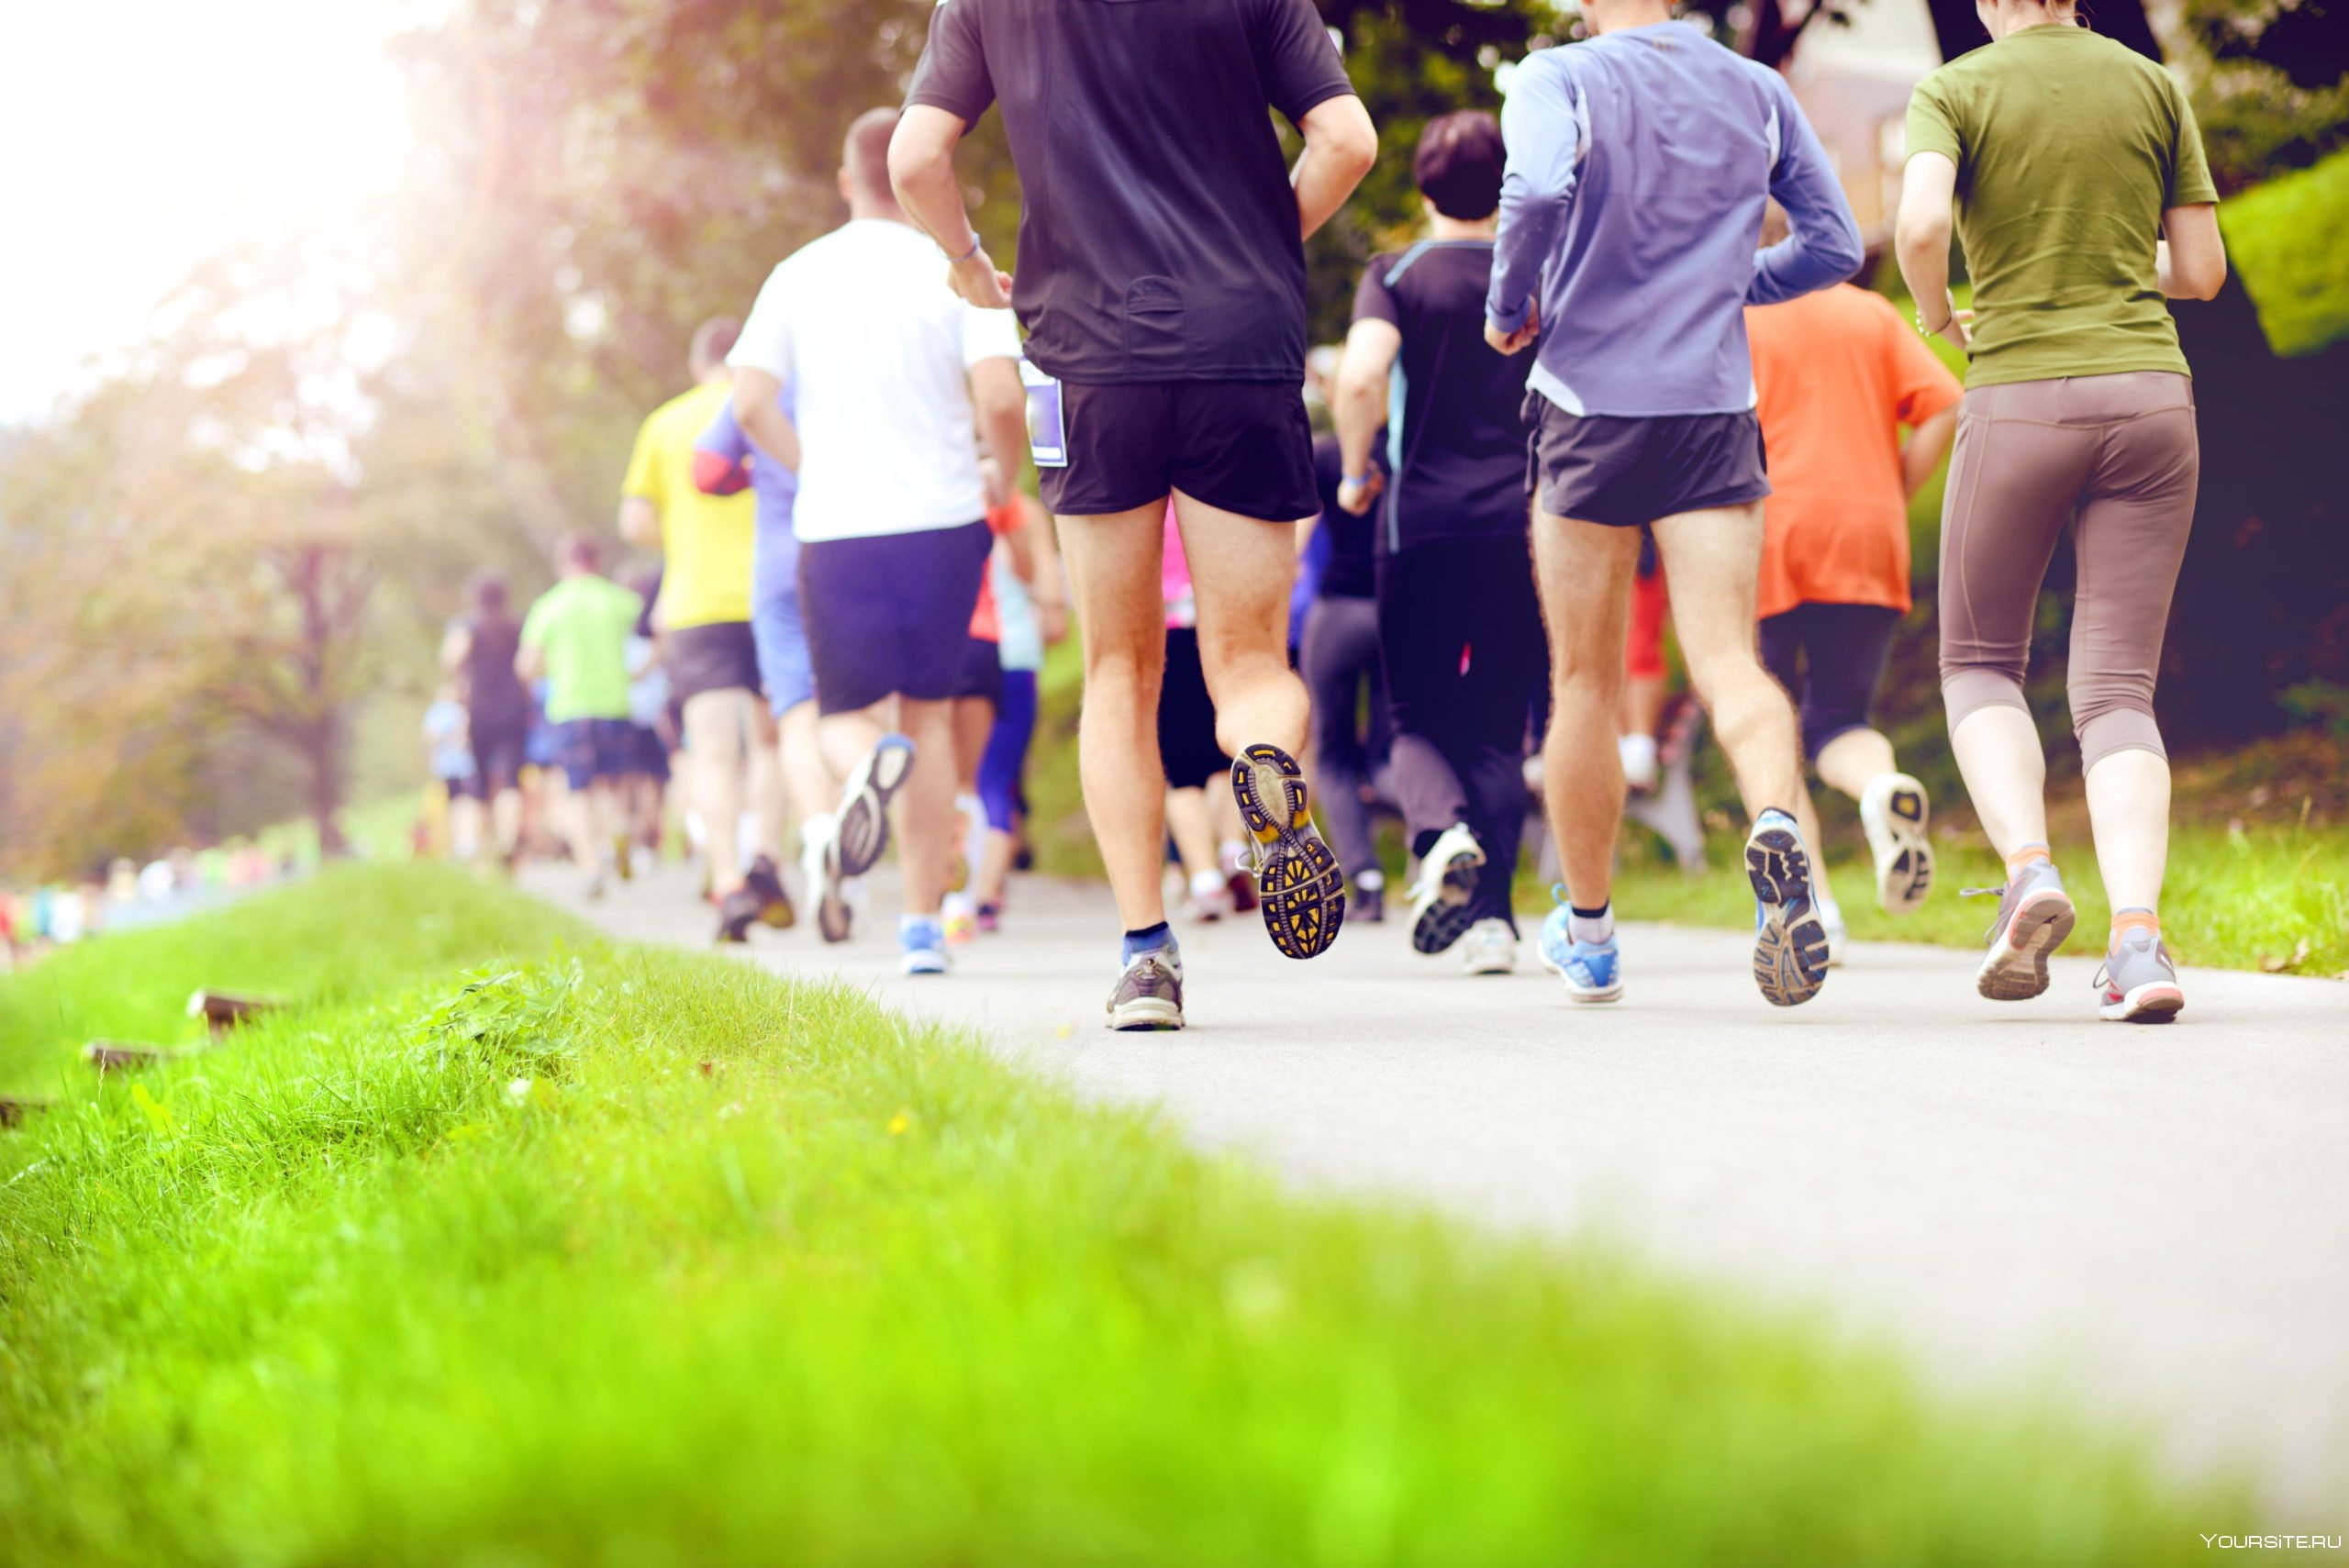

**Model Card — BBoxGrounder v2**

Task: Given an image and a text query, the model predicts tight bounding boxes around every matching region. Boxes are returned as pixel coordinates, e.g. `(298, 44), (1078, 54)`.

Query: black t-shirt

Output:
(1311, 432), (1380, 600)
(462, 615), (529, 737)
(1352, 240), (1532, 552)
(906, 0), (1356, 385)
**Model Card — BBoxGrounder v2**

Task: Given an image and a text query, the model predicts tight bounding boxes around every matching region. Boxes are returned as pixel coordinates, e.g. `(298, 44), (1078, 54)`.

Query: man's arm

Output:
(968, 357), (1029, 511)
(440, 623), (471, 677)
(1332, 320), (1399, 515)
(1894, 151), (1972, 352)
(515, 640), (546, 683)
(1293, 95), (1378, 241)
(1486, 57), (1578, 353)
(892, 106), (1016, 311)
(1899, 406), (1958, 499)
(1751, 83), (1865, 306)
(729, 368), (802, 472)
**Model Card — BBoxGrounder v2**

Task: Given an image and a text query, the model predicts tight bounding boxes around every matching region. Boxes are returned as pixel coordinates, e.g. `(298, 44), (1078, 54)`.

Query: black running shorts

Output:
(1525, 395), (1770, 528)
(668, 621), (763, 705)
(1041, 380), (1319, 523)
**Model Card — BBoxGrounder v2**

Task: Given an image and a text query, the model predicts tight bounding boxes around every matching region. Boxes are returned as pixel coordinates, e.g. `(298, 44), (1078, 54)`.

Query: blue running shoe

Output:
(1538, 889), (1623, 1004)
(898, 915), (950, 976)
(1746, 809), (1830, 1007)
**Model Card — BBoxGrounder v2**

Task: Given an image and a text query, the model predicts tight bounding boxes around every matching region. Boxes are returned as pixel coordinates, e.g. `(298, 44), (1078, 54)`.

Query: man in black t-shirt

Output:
(890, 0), (1379, 1031)
(1331, 110), (1541, 978)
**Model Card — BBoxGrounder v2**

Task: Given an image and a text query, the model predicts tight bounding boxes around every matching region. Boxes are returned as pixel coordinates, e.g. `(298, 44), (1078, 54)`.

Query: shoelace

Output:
(1959, 883), (2009, 944)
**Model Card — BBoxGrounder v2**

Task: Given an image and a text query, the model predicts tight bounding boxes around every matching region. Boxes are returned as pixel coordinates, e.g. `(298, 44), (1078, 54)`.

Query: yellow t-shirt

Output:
(622, 380), (755, 628)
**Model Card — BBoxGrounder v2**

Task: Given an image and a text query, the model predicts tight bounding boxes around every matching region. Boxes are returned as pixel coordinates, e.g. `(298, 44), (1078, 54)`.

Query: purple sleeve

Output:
(1749, 76), (1865, 306)
(1488, 53), (1580, 334)
(696, 401), (751, 465)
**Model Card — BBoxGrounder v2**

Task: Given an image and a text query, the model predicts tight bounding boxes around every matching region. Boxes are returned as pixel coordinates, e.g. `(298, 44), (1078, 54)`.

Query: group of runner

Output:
(468, 0), (2220, 1031)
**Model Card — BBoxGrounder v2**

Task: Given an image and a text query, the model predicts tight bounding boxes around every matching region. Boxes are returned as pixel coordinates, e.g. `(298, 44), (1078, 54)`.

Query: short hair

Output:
(843, 107), (900, 202)
(1414, 110), (1507, 221)
(560, 532), (601, 573)
(689, 317), (740, 378)
(469, 568), (509, 618)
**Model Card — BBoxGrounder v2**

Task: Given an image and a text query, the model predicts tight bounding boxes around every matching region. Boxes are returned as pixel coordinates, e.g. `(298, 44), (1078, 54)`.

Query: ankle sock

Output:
(1568, 902), (1615, 946)
(2004, 842), (2053, 880)
(2110, 906), (2160, 945)
(1355, 868), (1385, 892)
(1122, 922), (1174, 966)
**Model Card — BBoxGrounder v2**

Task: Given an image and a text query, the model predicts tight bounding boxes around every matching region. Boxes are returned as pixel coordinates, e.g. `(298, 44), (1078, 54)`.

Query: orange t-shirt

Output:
(1745, 285), (1963, 619)
(966, 497), (1028, 643)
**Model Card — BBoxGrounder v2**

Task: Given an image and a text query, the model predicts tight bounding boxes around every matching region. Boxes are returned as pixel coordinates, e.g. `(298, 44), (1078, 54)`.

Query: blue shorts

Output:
(798, 522), (991, 717)
(751, 579), (818, 717)
(551, 717), (635, 790)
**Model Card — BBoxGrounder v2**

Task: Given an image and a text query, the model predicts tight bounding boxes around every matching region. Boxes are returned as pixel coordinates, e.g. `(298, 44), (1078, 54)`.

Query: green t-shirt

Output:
(519, 574), (642, 723)
(1906, 26), (2217, 387)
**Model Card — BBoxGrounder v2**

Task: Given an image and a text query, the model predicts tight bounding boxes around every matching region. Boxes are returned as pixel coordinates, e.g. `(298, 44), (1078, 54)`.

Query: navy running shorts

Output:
(797, 521), (992, 717)
(551, 717), (636, 791)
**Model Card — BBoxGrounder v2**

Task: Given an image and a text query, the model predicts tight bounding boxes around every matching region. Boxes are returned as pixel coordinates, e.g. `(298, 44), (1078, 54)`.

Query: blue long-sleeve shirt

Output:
(1488, 24), (1865, 417)
(695, 391), (799, 611)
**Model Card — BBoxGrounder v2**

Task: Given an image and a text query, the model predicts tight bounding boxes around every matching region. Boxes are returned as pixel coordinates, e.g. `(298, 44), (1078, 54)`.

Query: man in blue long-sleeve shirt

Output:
(1486, 0), (1864, 1011)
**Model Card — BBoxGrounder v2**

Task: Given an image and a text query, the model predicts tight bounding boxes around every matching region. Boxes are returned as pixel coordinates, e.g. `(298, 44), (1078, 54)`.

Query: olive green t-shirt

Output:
(1906, 26), (2217, 387)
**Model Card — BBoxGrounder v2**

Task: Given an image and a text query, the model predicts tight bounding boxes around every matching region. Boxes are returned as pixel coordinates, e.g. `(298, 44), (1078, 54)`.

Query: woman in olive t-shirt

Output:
(1894, 0), (2225, 1023)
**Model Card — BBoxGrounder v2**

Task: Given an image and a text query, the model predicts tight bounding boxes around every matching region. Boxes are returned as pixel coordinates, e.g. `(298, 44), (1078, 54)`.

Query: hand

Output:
(1335, 469), (1383, 516)
(981, 460), (1013, 511)
(1921, 289), (1972, 352)
(1037, 599), (1071, 646)
(949, 248), (1015, 309)
(1485, 299), (1541, 357)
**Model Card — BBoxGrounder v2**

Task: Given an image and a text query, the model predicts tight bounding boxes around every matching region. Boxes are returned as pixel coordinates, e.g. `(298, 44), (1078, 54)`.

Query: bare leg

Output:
(1816, 728), (1898, 801)
(1531, 513), (1642, 909)
(818, 703), (893, 785)
(489, 786), (522, 861)
(1950, 706), (2049, 864)
(776, 700), (833, 827)
(683, 691), (751, 898)
(1175, 490), (1308, 760)
(744, 703), (784, 865)
(2086, 749), (2170, 914)
(1165, 787), (1219, 884)
(892, 695), (957, 917)
(1650, 504), (1803, 824)
(1058, 502), (1173, 931)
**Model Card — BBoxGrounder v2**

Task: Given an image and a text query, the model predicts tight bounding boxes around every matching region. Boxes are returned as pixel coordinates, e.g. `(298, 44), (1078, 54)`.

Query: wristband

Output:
(1341, 473), (1370, 488)
(943, 233), (983, 264)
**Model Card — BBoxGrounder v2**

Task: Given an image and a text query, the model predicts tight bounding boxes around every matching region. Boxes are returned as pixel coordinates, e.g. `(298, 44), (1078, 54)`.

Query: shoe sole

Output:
(2101, 983), (2184, 1024)
(1410, 852), (1483, 956)
(1976, 888), (2076, 1002)
(1230, 744), (1345, 961)
(1108, 998), (1186, 1031)
(816, 844), (853, 945)
(837, 740), (916, 881)
(1873, 783), (1935, 916)
(1537, 946), (1623, 1003)
(1747, 826), (1830, 1007)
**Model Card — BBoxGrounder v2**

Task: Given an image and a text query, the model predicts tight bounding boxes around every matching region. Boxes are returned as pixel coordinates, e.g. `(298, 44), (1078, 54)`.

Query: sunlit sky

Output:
(0, 3), (428, 424)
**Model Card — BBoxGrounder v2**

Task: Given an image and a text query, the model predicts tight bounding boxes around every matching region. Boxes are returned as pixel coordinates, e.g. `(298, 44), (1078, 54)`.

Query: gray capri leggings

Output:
(1938, 371), (2199, 772)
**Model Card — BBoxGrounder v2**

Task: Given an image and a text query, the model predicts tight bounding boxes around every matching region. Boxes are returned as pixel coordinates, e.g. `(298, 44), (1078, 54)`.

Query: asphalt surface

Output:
(541, 858), (2349, 1509)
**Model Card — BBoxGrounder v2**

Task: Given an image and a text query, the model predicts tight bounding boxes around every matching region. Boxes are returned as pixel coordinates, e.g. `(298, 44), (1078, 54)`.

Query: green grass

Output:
(0, 867), (2258, 1563)
(2221, 147), (2349, 358)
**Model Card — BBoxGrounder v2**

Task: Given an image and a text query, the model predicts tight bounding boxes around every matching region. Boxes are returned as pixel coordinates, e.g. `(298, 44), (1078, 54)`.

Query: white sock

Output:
(1356, 867), (1385, 891)
(1189, 868), (1226, 900)
(1619, 733), (1659, 790)
(1568, 902), (1615, 945)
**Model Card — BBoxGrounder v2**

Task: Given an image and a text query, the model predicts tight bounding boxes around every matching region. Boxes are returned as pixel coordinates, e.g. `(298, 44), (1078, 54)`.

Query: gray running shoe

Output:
(1967, 859), (2076, 1001)
(2097, 929), (2184, 1023)
(1107, 949), (1185, 1031)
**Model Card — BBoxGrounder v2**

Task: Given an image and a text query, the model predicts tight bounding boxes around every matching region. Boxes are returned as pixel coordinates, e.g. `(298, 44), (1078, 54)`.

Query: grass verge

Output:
(0, 865), (2253, 1563)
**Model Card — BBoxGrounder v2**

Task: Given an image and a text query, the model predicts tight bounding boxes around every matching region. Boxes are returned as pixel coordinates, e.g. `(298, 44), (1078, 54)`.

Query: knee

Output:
(2071, 678), (2162, 772)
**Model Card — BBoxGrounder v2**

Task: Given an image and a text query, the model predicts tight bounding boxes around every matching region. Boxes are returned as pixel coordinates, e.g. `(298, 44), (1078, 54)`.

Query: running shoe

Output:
(614, 834), (636, 883)
(1353, 870), (1386, 924)
(1106, 948), (1185, 1031)
(1967, 860), (2075, 1002)
(975, 902), (1003, 934)
(1460, 917), (1518, 975)
(942, 892), (977, 947)
(1229, 742), (1346, 961)
(1184, 868), (1233, 924)
(1746, 809), (1831, 1007)
(1860, 773), (1935, 916)
(715, 884), (762, 945)
(836, 734), (917, 880)
(1537, 895), (1622, 1003)
(1408, 822), (1485, 956)
(1820, 904), (1849, 969)
(2096, 928), (2184, 1023)
(802, 814), (852, 945)
(898, 915), (950, 976)
(745, 854), (796, 930)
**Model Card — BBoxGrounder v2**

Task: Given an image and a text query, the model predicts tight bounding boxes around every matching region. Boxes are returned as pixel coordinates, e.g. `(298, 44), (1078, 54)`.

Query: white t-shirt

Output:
(729, 219), (1022, 543)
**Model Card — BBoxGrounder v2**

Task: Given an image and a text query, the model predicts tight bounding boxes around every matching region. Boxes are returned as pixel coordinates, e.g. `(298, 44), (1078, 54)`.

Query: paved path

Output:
(540, 860), (2349, 1507)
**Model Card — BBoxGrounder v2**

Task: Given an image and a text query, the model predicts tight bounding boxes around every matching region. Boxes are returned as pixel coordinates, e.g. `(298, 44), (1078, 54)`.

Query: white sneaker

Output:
(1408, 822), (1485, 955)
(1859, 773), (1934, 916)
(801, 812), (851, 944)
(1184, 867), (1233, 923)
(1460, 917), (1518, 975)
(1619, 732), (1660, 794)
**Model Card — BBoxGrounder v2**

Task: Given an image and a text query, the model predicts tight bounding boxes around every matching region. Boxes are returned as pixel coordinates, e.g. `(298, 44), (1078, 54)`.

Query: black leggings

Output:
(1298, 593), (1386, 875)
(1377, 536), (1544, 929)
(1757, 601), (1901, 762)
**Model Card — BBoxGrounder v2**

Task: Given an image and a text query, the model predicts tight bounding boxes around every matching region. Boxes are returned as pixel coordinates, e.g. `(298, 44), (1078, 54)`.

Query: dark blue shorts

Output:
(1759, 602), (1902, 761)
(551, 717), (635, 790)
(797, 522), (991, 717)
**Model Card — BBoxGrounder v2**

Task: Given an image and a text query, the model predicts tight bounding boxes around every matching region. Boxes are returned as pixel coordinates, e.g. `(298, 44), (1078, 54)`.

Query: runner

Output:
(1486, 0), (1864, 1007)
(971, 485), (1068, 930)
(440, 571), (531, 866)
(1301, 344), (1391, 924)
(728, 107), (1031, 977)
(892, 0), (1378, 1029)
(1332, 110), (1539, 975)
(946, 462), (1048, 939)
(620, 567), (674, 873)
(419, 685), (479, 861)
(1156, 506), (1246, 925)
(1746, 261), (1963, 957)
(1897, 0), (2223, 1020)
(516, 536), (645, 900)
(620, 317), (790, 941)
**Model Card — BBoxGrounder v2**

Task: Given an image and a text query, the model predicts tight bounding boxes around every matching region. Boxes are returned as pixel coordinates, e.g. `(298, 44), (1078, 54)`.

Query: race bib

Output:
(1021, 358), (1068, 469)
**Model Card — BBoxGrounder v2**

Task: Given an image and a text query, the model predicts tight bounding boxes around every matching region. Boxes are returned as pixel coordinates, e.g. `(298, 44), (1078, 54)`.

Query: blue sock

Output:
(1121, 922), (1174, 966)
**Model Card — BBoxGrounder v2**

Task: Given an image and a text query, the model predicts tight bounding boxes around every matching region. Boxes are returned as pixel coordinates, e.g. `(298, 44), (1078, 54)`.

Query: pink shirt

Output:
(1162, 502), (1196, 629)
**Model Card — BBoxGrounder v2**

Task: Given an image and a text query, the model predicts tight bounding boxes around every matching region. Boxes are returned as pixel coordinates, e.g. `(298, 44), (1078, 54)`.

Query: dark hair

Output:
(690, 317), (740, 378)
(469, 568), (509, 619)
(843, 106), (900, 200)
(560, 532), (601, 573)
(1414, 110), (1507, 221)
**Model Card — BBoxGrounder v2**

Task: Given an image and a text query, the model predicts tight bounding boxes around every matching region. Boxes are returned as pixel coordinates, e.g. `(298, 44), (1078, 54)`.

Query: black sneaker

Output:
(1107, 950), (1185, 1031)
(1229, 742), (1345, 961)
(715, 886), (763, 945)
(745, 855), (796, 930)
